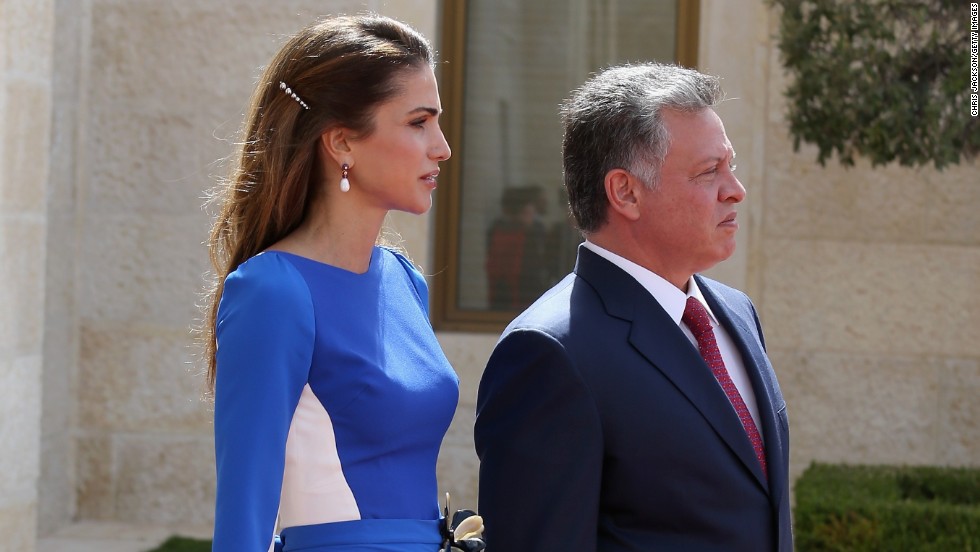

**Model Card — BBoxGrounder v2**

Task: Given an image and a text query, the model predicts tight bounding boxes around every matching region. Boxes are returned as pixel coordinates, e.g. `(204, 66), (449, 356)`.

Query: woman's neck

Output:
(271, 194), (386, 274)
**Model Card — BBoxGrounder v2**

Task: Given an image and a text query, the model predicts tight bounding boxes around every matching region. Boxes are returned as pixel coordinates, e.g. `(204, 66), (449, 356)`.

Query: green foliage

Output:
(769, 0), (978, 169)
(144, 536), (212, 552)
(794, 463), (980, 551)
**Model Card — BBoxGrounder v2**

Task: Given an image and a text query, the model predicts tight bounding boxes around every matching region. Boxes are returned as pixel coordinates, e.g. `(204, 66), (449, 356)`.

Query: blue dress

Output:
(212, 247), (459, 552)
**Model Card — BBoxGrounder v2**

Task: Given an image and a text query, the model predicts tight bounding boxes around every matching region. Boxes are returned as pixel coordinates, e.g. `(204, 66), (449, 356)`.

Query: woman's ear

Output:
(604, 168), (641, 221)
(319, 127), (353, 167)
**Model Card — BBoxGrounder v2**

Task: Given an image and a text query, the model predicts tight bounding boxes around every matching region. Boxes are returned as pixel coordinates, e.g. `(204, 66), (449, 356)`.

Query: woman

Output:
(201, 14), (479, 552)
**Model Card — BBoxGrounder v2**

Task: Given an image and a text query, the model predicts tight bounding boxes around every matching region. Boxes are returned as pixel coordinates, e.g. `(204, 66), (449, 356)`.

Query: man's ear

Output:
(604, 168), (641, 221)
(319, 127), (354, 167)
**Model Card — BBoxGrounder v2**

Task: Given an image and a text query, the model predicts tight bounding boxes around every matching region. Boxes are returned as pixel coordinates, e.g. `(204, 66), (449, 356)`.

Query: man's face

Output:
(636, 108), (745, 283)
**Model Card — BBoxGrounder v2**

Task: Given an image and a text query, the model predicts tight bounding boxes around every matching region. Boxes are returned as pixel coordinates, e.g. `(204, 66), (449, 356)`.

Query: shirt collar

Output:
(582, 240), (719, 327)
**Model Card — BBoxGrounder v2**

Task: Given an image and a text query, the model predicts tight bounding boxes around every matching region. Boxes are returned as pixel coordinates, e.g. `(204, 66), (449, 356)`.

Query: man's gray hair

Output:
(560, 62), (724, 233)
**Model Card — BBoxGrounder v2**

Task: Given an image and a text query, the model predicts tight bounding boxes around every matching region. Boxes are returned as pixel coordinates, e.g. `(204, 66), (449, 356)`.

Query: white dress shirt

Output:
(582, 241), (764, 438)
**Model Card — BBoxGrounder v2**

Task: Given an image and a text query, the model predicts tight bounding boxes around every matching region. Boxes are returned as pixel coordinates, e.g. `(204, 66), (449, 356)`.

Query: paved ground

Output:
(36, 521), (211, 552)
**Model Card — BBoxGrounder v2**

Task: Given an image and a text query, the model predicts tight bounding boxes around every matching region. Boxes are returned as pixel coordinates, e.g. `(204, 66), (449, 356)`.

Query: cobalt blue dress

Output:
(212, 247), (458, 552)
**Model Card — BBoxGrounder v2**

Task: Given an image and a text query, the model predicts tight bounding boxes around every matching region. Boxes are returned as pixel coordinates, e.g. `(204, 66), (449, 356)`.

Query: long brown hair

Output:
(201, 14), (434, 392)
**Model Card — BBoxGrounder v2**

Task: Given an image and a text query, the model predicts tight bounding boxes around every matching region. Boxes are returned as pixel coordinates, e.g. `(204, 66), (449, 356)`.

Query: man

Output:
(474, 63), (792, 551)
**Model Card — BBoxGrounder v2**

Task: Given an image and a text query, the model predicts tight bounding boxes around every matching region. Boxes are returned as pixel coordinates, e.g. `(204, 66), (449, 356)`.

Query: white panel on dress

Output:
(279, 384), (361, 528)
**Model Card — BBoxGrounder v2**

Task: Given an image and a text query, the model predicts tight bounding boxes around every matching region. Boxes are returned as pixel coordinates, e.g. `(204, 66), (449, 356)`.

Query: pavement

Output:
(36, 521), (212, 552)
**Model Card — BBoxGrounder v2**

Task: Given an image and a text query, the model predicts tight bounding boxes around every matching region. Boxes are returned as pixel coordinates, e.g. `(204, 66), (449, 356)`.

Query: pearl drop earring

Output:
(340, 163), (350, 192)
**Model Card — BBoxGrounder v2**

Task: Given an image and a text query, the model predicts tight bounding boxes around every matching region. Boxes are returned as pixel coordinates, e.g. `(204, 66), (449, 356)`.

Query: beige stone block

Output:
(77, 434), (217, 525)
(0, 503), (37, 551)
(78, 213), (210, 328)
(42, 217), (78, 389)
(41, 215), (79, 426)
(87, 1), (247, 109)
(773, 351), (955, 483)
(438, 398), (479, 507)
(48, 0), (85, 218)
(0, 218), (46, 355)
(0, 79), (51, 214)
(937, 358), (980, 466)
(78, 327), (210, 433)
(437, 332), (497, 408)
(76, 434), (115, 520)
(86, 107), (216, 216)
(366, 0), (439, 38)
(113, 436), (215, 525)
(764, 156), (979, 247)
(437, 440), (480, 513)
(437, 398), (480, 507)
(384, 211), (433, 270)
(0, 355), (42, 501)
(762, 240), (980, 357)
(38, 427), (76, 534)
(87, 1), (362, 109)
(1, 0), (53, 77)
(445, 405), (476, 456)
(39, 215), (80, 531)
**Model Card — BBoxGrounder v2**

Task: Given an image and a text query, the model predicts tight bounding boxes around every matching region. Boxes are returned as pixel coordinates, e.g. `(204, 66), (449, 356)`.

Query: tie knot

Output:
(682, 297), (713, 338)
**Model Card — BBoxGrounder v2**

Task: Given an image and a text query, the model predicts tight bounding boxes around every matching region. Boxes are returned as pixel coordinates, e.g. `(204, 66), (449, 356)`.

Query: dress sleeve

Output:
(212, 254), (314, 552)
(475, 328), (604, 551)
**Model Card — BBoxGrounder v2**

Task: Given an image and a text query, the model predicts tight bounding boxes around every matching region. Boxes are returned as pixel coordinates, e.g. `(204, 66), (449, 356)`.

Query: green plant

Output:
(145, 536), (212, 552)
(769, 0), (978, 169)
(794, 463), (980, 551)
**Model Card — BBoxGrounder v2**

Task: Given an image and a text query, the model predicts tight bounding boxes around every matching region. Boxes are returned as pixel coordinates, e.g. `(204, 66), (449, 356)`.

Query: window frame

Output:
(432, 0), (701, 332)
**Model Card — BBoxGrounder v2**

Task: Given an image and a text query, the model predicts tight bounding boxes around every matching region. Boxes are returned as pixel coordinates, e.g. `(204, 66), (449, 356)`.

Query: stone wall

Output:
(762, 115), (980, 476)
(0, 0), (53, 549)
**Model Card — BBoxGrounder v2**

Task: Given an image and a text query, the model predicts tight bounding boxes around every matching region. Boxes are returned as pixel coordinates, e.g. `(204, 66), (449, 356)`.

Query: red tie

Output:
(682, 297), (767, 478)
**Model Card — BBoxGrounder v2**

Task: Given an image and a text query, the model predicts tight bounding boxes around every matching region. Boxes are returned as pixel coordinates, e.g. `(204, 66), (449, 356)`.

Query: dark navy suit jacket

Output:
(475, 246), (792, 551)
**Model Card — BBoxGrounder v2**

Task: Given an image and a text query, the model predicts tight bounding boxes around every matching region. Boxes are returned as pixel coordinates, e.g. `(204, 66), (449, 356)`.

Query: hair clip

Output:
(279, 81), (310, 110)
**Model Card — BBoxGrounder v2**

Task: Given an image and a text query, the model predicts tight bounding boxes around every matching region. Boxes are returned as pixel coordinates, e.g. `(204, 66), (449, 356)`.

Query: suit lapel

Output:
(698, 277), (784, 498)
(574, 249), (769, 490)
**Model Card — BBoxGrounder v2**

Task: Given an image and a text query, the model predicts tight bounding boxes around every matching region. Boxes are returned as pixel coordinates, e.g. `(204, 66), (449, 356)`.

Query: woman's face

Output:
(344, 65), (451, 215)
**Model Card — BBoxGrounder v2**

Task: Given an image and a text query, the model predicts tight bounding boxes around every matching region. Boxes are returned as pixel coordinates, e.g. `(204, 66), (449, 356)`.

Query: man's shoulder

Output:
(696, 274), (752, 302)
(502, 274), (582, 335)
(696, 274), (761, 326)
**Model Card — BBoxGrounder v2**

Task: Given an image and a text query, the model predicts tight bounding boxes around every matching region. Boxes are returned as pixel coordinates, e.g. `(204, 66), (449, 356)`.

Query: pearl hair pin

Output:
(279, 81), (309, 110)
(340, 163), (350, 192)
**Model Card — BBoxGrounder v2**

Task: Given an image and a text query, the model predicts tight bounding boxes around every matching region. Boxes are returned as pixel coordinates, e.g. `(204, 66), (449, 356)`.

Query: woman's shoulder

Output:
(222, 251), (312, 311)
(378, 246), (423, 281)
(378, 246), (429, 308)
(227, 249), (301, 282)
(378, 245), (413, 268)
